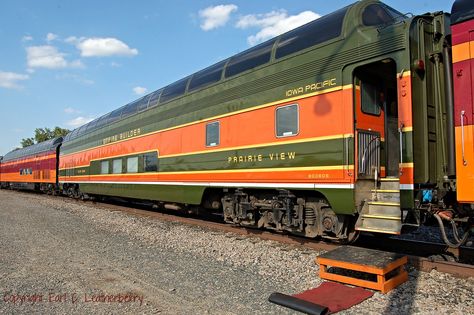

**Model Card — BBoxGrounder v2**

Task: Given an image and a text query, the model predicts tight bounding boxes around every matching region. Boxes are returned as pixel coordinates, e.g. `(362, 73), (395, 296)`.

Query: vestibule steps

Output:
(355, 177), (402, 234)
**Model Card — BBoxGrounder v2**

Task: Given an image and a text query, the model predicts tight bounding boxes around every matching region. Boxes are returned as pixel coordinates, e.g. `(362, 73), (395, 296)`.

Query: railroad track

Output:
(357, 235), (474, 278)
(16, 190), (474, 279)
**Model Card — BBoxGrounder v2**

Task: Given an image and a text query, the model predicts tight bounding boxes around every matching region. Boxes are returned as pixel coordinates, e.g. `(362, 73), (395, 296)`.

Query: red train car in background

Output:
(0, 138), (62, 193)
(451, 0), (474, 203)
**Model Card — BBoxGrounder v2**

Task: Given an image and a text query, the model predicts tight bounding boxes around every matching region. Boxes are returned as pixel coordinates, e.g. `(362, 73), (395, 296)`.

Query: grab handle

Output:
(344, 136), (353, 176)
(399, 124), (404, 166)
(461, 110), (467, 166)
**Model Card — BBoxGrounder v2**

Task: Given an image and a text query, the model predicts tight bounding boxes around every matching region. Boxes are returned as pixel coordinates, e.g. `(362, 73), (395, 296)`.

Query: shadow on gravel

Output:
(382, 268), (419, 315)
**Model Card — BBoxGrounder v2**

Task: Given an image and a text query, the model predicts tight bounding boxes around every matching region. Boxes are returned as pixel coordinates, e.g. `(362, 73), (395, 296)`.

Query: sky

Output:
(0, 0), (454, 156)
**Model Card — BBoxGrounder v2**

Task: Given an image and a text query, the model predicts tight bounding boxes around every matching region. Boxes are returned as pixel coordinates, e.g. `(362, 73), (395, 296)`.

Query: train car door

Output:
(468, 31), (474, 193)
(35, 155), (41, 181)
(455, 30), (474, 202)
(353, 60), (399, 180)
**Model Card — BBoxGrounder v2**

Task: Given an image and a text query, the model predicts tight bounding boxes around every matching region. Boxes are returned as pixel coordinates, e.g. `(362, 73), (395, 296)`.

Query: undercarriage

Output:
(221, 189), (359, 243)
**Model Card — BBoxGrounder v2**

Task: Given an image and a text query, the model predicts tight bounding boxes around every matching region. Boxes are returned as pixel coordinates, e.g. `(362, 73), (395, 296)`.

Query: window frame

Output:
(100, 160), (110, 174)
(143, 151), (158, 172)
(95, 113), (111, 129)
(275, 104), (299, 138)
(205, 121), (220, 147)
(126, 156), (139, 173)
(224, 40), (275, 78)
(275, 6), (348, 60)
(146, 89), (162, 109)
(360, 81), (382, 116)
(121, 101), (139, 119)
(188, 60), (226, 92)
(361, 3), (404, 27)
(160, 78), (189, 103)
(107, 108), (123, 124)
(112, 159), (123, 174)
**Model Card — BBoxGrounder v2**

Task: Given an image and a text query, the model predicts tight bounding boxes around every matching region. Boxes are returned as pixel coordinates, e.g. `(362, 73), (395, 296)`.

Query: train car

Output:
(0, 138), (63, 193)
(58, 0), (472, 245)
(451, 0), (474, 205)
(0, 156), (3, 185)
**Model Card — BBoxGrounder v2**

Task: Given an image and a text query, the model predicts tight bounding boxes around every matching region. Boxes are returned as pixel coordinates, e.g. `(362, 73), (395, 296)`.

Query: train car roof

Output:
(64, 0), (406, 143)
(2, 137), (63, 162)
(451, 0), (474, 25)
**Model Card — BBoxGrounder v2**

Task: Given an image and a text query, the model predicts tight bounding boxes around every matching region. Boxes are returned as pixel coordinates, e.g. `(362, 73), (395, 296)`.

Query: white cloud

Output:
(133, 86), (147, 95)
(65, 36), (80, 44)
(0, 71), (29, 89)
(236, 10), (287, 29)
(75, 37), (138, 57)
(26, 45), (83, 69)
(66, 116), (94, 128)
(199, 4), (238, 31)
(236, 10), (320, 45)
(22, 35), (33, 42)
(64, 107), (81, 114)
(26, 45), (66, 69)
(46, 32), (58, 42)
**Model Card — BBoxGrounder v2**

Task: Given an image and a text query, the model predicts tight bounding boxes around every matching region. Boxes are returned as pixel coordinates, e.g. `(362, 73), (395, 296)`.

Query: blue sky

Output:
(0, 0), (454, 155)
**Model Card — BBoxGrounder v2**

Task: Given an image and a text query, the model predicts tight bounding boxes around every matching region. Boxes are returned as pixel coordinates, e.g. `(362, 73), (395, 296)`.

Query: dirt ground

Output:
(1, 190), (473, 315)
(0, 190), (301, 314)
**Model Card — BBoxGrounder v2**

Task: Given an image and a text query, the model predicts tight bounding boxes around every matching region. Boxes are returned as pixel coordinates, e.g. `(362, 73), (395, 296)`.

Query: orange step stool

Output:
(316, 246), (408, 294)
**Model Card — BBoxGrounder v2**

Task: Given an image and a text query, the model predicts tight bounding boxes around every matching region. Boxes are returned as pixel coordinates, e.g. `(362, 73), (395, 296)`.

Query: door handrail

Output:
(360, 134), (380, 175)
(398, 123), (404, 174)
(344, 136), (353, 176)
(461, 110), (468, 166)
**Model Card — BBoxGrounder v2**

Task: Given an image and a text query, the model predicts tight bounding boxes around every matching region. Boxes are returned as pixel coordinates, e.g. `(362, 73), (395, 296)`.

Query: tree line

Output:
(20, 127), (70, 148)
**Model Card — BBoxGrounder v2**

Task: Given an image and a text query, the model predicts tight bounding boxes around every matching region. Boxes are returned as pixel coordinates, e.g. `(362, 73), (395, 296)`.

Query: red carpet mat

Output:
(293, 282), (374, 314)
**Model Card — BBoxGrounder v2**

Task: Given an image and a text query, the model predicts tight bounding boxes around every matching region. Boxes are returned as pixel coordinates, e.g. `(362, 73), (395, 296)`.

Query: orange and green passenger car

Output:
(1, 0), (471, 246)
(56, 0), (473, 243)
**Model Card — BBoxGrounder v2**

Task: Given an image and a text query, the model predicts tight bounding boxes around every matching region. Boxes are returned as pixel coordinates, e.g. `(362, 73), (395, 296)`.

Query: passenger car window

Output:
(362, 4), (404, 26)
(160, 78), (189, 103)
(143, 152), (158, 172)
(95, 113), (111, 129)
(361, 82), (381, 116)
(189, 60), (226, 92)
(206, 122), (220, 147)
(127, 156), (138, 173)
(112, 159), (122, 174)
(275, 6), (348, 59)
(107, 108), (122, 124)
(276, 104), (299, 137)
(363, 4), (393, 26)
(85, 120), (98, 133)
(146, 89), (162, 109)
(225, 40), (275, 78)
(121, 101), (139, 119)
(101, 161), (109, 174)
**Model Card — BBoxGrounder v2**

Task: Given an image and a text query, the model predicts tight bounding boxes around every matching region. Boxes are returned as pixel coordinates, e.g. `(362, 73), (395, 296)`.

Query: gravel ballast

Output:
(0, 189), (473, 314)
